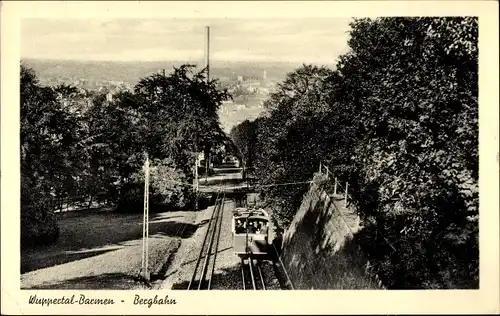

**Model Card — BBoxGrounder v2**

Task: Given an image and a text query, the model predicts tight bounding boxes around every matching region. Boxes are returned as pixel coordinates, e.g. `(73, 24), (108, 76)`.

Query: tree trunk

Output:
(205, 151), (209, 181)
(59, 196), (64, 211)
(243, 159), (246, 182)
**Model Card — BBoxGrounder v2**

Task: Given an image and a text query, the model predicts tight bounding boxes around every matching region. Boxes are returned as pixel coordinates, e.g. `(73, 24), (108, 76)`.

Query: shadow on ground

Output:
(26, 273), (149, 290)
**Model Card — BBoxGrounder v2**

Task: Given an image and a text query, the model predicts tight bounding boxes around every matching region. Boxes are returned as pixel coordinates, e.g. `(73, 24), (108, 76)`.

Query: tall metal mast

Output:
(205, 26), (210, 82)
(204, 26), (211, 182)
(141, 154), (150, 281)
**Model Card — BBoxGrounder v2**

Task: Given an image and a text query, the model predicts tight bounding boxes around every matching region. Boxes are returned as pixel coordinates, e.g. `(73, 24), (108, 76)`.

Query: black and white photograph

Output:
(1, 1), (499, 314)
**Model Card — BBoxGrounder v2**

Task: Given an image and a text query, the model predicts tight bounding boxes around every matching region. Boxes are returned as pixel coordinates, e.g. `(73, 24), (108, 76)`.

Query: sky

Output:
(21, 18), (352, 65)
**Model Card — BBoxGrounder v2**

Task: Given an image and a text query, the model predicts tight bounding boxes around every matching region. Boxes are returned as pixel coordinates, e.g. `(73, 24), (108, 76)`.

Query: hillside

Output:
(22, 59), (300, 87)
(22, 58), (285, 132)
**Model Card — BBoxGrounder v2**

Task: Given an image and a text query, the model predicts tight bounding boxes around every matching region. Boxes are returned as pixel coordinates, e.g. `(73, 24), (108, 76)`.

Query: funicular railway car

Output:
(232, 207), (270, 258)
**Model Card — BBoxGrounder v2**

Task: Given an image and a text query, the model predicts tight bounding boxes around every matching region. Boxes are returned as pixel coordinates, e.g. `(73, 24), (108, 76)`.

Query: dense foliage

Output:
(229, 119), (259, 169)
(21, 64), (231, 247)
(231, 17), (478, 288)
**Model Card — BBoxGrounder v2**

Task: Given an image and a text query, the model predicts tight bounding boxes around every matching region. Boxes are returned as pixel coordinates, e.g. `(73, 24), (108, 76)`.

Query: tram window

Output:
(235, 219), (245, 234)
(261, 222), (268, 234)
(248, 222), (257, 234)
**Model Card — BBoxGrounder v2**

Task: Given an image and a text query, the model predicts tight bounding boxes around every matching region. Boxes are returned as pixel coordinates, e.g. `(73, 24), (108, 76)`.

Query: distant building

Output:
(237, 75), (244, 83)
(246, 81), (261, 88)
(259, 87), (270, 94)
(263, 69), (267, 81)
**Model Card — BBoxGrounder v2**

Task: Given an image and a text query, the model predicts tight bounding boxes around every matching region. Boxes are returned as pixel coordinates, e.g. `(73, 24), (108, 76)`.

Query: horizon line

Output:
(20, 57), (336, 66)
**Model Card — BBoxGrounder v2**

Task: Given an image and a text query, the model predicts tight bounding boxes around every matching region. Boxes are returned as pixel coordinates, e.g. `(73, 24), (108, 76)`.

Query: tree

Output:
(20, 62), (234, 244)
(337, 17), (478, 288)
(230, 119), (259, 170)
(20, 65), (81, 247)
(233, 17), (478, 288)
(133, 65), (231, 176)
(114, 65), (232, 211)
(81, 90), (143, 206)
(241, 64), (337, 228)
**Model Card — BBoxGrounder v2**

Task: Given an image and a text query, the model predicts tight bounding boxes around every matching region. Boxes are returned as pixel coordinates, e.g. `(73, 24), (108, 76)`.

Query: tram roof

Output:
(234, 215), (269, 221)
(232, 208), (269, 219)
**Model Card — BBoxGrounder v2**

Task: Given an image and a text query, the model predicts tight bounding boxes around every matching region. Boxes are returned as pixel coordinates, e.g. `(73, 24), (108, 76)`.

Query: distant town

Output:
(23, 59), (292, 132)
(217, 70), (278, 131)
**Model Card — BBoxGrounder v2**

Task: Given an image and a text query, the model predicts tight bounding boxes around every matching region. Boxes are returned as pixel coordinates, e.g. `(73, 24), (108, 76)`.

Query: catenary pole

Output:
(205, 26), (211, 182)
(142, 154), (150, 280)
(205, 26), (210, 82)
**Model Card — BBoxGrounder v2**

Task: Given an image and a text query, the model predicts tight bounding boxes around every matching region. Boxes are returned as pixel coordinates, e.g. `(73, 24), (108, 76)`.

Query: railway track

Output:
(241, 258), (266, 290)
(187, 189), (225, 290)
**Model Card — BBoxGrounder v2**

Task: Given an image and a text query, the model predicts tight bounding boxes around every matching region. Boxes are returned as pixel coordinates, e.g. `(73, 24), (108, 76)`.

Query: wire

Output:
(162, 179), (199, 188)
(256, 181), (313, 188)
(196, 180), (314, 191)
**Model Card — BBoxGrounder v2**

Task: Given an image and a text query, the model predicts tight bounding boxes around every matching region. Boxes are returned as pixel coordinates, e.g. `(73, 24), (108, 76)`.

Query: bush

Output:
(115, 182), (145, 213)
(115, 158), (196, 213)
(21, 213), (60, 249)
(20, 171), (60, 249)
(21, 191), (60, 249)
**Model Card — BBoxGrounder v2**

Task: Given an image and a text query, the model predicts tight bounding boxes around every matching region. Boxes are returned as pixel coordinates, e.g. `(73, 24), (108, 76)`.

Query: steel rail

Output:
(241, 258), (247, 290)
(207, 192), (225, 290)
(198, 190), (224, 289)
(248, 258), (257, 290)
(256, 260), (267, 290)
(187, 189), (221, 290)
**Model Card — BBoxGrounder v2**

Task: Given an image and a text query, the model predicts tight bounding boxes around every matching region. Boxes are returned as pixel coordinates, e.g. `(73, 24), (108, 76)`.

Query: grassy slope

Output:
(21, 209), (199, 289)
(281, 175), (380, 289)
